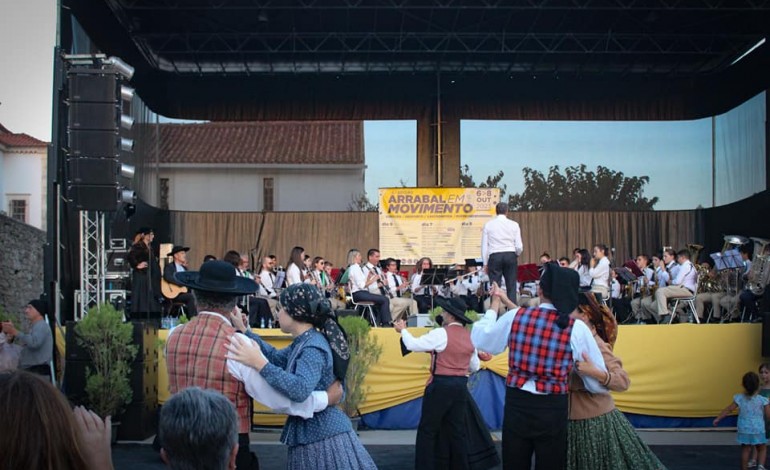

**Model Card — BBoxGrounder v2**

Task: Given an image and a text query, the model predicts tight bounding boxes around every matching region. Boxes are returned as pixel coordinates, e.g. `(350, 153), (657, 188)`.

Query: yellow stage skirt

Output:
(148, 324), (769, 426)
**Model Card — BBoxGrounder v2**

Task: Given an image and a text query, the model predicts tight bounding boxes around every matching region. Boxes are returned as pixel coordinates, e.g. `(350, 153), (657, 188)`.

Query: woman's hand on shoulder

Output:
(225, 334), (268, 371)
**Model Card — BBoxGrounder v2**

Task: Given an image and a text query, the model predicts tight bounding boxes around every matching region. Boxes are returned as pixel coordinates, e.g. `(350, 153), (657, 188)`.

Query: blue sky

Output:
(364, 118), (713, 210)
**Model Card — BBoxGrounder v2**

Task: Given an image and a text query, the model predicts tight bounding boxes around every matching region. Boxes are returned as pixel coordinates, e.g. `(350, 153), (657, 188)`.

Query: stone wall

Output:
(0, 214), (45, 322)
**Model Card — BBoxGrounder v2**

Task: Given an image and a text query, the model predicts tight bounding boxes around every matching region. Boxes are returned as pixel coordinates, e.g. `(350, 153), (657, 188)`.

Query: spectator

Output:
(159, 387), (238, 470)
(0, 370), (112, 470)
(2, 299), (53, 377)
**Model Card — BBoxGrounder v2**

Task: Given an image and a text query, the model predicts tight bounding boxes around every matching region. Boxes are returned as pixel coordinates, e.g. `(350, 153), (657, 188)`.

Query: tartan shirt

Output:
(166, 313), (252, 433)
(507, 306), (575, 394)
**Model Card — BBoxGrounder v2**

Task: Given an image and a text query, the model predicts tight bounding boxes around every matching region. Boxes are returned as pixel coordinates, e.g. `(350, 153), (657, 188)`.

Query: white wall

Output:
(1, 149), (46, 229)
(161, 165), (365, 212)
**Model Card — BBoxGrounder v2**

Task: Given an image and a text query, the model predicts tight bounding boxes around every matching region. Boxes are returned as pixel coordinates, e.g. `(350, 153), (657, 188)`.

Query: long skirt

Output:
(286, 430), (376, 470)
(567, 408), (666, 470)
(436, 394), (501, 470)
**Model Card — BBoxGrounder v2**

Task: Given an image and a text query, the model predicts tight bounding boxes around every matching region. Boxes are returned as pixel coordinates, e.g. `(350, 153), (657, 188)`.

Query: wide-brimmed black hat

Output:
(174, 260), (257, 295)
(440, 297), (476, 324)
(169, 245), (190, 257)
(135, 226), (154, 235)
(540, 263), (579, 315)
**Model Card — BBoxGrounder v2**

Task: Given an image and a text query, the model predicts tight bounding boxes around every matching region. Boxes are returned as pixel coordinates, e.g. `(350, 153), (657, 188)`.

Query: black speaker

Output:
(117, 400), (158, 441)
(67, 157), (119, 186)
(67, 185), (119, 211)
(763, 312), (769, 357)
(68, 102), (118, 130)
(68, 73), (117, 103)
(68, 129), (120, 157)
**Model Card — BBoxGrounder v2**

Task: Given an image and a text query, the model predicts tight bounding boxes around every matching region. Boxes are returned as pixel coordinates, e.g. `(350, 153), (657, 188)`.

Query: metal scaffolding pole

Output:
(78, 210), (106, 320)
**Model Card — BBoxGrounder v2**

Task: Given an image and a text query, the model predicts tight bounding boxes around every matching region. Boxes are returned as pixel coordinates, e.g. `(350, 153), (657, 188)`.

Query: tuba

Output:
(747, 237), (770, 296)
(687, 243), (704, 265)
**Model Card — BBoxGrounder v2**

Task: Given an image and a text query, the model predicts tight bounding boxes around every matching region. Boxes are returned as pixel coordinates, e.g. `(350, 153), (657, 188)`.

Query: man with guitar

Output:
(162, 245), (197, 317)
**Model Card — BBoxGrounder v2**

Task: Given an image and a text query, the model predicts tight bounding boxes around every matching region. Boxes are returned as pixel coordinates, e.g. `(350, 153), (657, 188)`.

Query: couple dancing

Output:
(165, 260), (375, 470)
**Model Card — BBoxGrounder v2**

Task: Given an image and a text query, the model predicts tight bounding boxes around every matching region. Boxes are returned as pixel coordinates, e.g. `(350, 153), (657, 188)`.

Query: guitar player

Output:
(163, 245), (197, 317)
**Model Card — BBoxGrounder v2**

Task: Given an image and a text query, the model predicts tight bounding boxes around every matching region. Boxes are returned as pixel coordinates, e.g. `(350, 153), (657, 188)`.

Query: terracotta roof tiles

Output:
(145, 121), (363, 165)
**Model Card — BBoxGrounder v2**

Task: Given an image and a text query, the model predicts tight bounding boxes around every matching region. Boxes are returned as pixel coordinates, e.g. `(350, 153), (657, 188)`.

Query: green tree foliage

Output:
(507, 164), (658, 211)
(337, 316), (383, 417)
(459, 164), (507, 199)
(74, 304), (138, 418)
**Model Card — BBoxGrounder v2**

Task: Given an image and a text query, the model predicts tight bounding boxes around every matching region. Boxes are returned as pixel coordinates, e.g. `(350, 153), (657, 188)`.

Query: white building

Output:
(148, 121), (366, 212)
(0, 124), (48, 229)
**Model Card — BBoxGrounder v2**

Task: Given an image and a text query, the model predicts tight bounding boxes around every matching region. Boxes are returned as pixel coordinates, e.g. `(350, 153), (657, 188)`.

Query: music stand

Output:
(613, 267), (637, 285)
(517, 264), (540, 283)
(622, 260), (644, 278)
(420, 268), (448, 311)
(710, 252), (730, 271)
(723, 249), (743, 269)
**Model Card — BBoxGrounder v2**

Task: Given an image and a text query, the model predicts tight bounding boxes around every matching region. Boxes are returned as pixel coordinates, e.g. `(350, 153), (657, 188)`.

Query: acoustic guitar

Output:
(161, 278), (188, 299)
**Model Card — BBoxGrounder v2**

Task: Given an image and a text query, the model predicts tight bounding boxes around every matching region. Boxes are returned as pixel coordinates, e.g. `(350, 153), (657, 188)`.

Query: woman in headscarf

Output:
(567, 292), (666, 470)
(225, 283), (376, 470)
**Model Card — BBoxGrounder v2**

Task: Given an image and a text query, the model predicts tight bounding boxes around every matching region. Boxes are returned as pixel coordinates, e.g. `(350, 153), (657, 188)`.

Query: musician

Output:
(380, 258), (418, 321)
(224, 250), (271, 327)
(258, 257), (277, 297)
(568, 248), (582, 270)
(411, 257), (436, 313)
(127, 227), (162, 320)
(286, 246), (310, 286)
(718, 246), (753, 321)
(739, 244), (767, 322)
(637, 253), (672, 323)
(575, 249), (592, 289)
(482, 203), (524, 298)
(652, 250), (698, 324)
(162, 245), (197, 317)
(588, 244), (611, 300)
(313, 257), (345, 311)
(449, 262), (487, 314)
(695, 260), (726, 322)
(626, 255), (653, 323)
(347, 249), (391, 326)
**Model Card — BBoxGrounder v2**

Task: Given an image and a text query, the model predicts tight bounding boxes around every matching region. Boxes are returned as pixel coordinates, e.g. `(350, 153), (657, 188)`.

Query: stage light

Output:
(119, 163), (135, 179)
(104, 56), (135, 80)
(120, 188), (136, 205)
(731, 38), (766, 66)
(120, 137), (134, 152)
(120, 115), (134, 130)
(120, 85), (135, 102)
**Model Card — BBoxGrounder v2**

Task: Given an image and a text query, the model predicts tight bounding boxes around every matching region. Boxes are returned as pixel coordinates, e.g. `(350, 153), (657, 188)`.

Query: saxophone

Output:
(747, 237), (770, 296)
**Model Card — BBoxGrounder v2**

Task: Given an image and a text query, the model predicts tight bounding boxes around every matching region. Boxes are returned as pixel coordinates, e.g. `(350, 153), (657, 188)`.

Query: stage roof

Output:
(64, 1), (770, 121)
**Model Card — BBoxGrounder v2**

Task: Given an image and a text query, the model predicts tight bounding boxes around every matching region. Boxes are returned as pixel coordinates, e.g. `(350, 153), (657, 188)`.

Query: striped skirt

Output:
(568, 408), (667, 470)
(287, 430), (377, 470)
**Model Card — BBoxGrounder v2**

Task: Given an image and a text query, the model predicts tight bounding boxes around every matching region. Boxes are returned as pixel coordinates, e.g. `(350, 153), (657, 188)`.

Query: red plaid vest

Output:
(506, 306), (574, 394)
(166, 313), (252, 433)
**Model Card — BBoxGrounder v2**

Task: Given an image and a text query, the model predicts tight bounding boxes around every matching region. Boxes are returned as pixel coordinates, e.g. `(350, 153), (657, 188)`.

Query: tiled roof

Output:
(147, 121), (364, 165)
(0, 124), (47, 148)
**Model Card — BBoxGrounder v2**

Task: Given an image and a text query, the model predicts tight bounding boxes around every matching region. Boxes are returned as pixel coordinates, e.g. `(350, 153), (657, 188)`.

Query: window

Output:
(8, 197), (28, 223)
(160, 178), (170, 210)
(263, 177), (274, 211)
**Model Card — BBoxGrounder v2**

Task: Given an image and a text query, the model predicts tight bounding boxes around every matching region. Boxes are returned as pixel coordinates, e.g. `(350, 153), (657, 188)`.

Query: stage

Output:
(152, 323), (765, 429)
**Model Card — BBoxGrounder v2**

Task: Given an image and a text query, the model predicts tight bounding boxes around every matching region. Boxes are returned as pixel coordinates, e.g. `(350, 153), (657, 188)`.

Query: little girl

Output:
(714, 371), (770, 470)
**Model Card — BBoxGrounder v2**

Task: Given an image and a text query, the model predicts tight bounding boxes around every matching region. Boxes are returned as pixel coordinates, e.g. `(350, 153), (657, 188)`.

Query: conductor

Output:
(482, 202), (523, 296)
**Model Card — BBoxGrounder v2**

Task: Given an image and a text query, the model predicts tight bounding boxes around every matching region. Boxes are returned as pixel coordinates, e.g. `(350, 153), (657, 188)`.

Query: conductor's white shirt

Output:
(481, 215), (524, 267)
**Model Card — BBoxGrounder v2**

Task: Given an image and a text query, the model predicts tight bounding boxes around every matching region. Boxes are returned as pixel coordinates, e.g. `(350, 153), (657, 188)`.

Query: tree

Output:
(507, 164), (658, 211)
(349, 192), (379, 211)
(459, 164), (507, 199)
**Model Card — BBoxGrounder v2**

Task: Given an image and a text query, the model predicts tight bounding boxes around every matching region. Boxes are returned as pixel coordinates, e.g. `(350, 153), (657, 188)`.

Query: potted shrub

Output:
(337, 316), (383, 423)
(74, 303), (138, 433)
